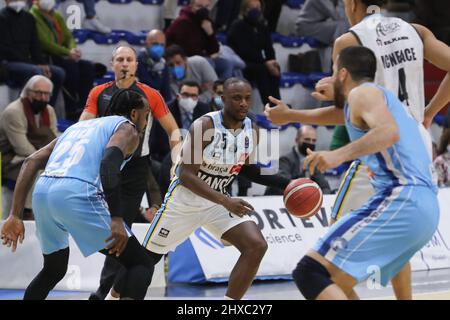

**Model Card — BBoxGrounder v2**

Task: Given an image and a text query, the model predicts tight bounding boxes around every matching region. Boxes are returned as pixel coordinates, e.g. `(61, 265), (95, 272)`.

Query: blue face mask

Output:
(214, 96), (224, 109)
(147, 44), (165, 61)
(171, 65), (186, 80)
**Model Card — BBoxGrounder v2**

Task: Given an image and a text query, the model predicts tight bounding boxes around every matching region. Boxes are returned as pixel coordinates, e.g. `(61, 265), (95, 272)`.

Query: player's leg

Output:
(220, 220), (268, 299)
(23, 248), (70, 300)
(391, 262), (412, 300)
(90, 175), (147, 300)
(292, 250), (358, 300)
(24, 177), (72, 300)
(99, 236), (163, 300)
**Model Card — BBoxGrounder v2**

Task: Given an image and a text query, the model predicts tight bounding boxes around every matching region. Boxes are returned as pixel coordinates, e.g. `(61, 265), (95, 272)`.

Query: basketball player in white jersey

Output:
(109, 78), (291, 300)
(265, 0), (450, 299)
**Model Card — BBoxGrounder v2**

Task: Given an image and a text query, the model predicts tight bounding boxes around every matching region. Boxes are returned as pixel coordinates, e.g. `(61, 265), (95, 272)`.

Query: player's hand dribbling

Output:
(106, 217), (129, 257)
(223, 198), (254, 217)
(1, 215), (25, 253)
(304, 148), (344, 175)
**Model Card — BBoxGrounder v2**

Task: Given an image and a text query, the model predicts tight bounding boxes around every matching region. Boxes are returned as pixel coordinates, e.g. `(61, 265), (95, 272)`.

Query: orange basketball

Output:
(283, 178), (323, 219)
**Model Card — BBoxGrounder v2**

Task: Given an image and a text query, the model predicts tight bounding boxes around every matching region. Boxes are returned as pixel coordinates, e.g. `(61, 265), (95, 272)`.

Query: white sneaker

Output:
(83, 16), (111, 34)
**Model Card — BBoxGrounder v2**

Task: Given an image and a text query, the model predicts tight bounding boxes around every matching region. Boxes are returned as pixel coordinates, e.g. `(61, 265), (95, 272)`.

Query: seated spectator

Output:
(210, 79), (224, 110)
(165, 44), (218, 103)
(227, 0), (281, 106)
(136, 29), (172, 102)
(165, 0), (234, 79)
(265, 125), (332, 195)
(0, 0), (65, 107)
(150, 80), (211, 163)
(295, 0), (349, 46)
(0, 75), (58, 213)
(31, 0), (95, 120)
(434, 111), (450, 187)
(414, 0), (450, 45)
(80, 0), (111, 34)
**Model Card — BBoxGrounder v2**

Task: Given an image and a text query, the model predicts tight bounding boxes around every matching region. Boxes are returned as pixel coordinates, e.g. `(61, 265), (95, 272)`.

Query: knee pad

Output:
(292, 255), (333, 300)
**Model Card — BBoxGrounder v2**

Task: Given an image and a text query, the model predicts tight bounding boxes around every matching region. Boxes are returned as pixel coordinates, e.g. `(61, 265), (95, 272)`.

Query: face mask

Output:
(178, 97), (197, 113)
(8, 1), (27, 12)
(39, 0), (56, 11)
(299, 142), (315, 156)
(147, 44), (165, 61)
(195, 7), (210, 21)
(214, 96), (224, 109)
(171, 65), (185, 80)
(30, 99), (48, 114)
(245, 8), (262, 25)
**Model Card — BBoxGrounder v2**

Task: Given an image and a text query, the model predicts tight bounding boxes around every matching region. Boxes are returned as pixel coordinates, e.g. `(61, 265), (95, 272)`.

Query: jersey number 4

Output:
(398, 68), (409, 106)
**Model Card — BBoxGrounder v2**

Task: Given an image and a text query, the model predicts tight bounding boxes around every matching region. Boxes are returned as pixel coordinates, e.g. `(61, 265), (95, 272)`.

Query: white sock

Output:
(224, 296), (234, 300)
(105, 290), (120, 300)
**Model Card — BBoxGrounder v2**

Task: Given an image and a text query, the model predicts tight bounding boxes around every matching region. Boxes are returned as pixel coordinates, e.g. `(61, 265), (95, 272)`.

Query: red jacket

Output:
(165, 6), (219, 57)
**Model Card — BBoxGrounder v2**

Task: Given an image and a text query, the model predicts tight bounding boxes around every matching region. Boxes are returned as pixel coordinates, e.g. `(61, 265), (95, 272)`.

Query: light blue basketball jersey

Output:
(42, 116), (131, 189)
(344, 83), (436, 192)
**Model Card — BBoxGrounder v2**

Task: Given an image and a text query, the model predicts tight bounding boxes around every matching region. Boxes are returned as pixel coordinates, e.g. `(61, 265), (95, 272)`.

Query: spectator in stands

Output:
(150, 81), (211, 195)
(414, 0), (450, 45)
(434, 110), (450, 187)
(214, 0), (242, 32)
(295, 0), (349, 46)
(0, 75), (58, 217)
(31, 0), (95, 121)
(210, 79), (224, 110)
(150, 80), (211, 163)
(165, 0), (234, 79)
(265, 125), (331, 195)
(227, 0), (281, 105)
(80, 0), (111, 34)
(263, 0), (288, 33)
(0, 0), (65, 107)
(136, 29), (172, 102)
(165, 44), (218, 103)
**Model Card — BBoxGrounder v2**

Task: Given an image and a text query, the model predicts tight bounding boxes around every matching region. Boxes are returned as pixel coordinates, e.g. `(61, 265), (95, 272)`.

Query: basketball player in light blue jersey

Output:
(267, 46), (439, 300)
(1, 89), (158, 300)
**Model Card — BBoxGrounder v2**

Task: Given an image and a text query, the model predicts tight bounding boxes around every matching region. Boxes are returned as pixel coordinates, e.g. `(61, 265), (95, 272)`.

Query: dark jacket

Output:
(0, 7), (45, 64)
(150, 98), (211, 162)
(137, 49), (172, 102)
(165, 6), (219, 57)
(227, 18), (276, 68)
(265, 146), (332, 195)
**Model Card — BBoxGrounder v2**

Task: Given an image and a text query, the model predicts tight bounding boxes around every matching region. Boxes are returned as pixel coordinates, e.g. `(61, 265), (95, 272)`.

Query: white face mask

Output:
(39, 0), (56, 11)
(8, 1), (27, 12)
(178, 97), (197, 113)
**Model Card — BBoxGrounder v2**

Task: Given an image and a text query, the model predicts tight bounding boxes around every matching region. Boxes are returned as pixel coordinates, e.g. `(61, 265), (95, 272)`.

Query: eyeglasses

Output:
(29, 90), (52, 97)
(180, 92), (199, 99)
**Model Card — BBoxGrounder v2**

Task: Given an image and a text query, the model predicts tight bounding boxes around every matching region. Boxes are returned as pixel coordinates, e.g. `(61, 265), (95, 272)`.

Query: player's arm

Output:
(239, 125), (291, 189)
(157, 112), (183, 162)
(101, 123), (139, 256)
(264, 96), (345, 126)
(79, 86), (101, 121)
(1, 138), (58, 252)
(305, 86), (399, 174)
(178, 117), (254, 217)
(412, 24), (450, 128)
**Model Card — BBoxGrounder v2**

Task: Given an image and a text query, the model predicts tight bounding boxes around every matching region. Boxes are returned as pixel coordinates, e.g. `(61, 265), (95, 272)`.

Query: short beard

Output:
(333, 80), (346, 109)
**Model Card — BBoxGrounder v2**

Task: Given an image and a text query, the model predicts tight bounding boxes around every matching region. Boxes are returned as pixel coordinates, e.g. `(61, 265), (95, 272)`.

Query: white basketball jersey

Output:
(196, 111), (254, 195)
(350, 14), (424, 122)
